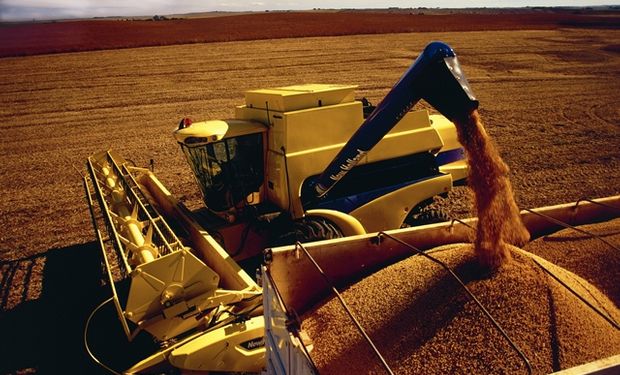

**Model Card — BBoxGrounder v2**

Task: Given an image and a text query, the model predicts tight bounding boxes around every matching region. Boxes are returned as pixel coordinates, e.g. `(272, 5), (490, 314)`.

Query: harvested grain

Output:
(454, 110), (530, 270)
(303, 243), (620, 374)
(524, 217), (620, 306)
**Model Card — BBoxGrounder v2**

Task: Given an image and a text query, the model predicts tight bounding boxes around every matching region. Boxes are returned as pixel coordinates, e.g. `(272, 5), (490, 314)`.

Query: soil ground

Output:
(1, 10), (618, 57)
(0, 11), (619, 374)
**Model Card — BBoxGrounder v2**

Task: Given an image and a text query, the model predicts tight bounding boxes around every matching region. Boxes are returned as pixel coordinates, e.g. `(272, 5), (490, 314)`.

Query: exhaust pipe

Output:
(311, 41), (478, 199)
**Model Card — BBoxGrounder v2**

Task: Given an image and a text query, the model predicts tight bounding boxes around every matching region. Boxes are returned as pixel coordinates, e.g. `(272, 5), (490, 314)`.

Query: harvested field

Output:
(304, 240), (620, 374)
(0, 13), (619, 374)
(1, 28), (618, 262)
(1, 10), (619, 57)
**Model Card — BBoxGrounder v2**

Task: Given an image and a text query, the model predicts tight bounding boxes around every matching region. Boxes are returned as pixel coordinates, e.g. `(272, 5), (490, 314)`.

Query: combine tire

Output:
(294, 216), (343, 243)
(272, 216), (343, 246)
(404, 204), (451, 227)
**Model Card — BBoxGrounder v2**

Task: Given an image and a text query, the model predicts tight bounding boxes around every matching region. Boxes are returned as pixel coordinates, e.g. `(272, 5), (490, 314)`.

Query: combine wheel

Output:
(272, 216), (344, 246)
(294, 216), (343, 243)
(404, 202), (451, 227)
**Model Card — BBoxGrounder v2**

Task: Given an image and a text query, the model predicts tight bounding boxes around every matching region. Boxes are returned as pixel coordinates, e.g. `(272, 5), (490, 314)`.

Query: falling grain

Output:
(454, 109), (530, 270)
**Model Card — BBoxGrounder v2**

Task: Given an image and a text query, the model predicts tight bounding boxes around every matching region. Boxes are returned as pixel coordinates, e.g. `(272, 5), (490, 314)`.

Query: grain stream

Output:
(454, 109), (530, 270)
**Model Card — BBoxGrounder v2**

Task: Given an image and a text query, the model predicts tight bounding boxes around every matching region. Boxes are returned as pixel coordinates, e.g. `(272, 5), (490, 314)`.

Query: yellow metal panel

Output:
(350, 173), (453, 233)
(366, 127), (443, 163)
(244, 83), (357, 112)
(269, 114), (286, 153)
(125, 249), (220, 340)
(281, 101), (364, 153)
(265, 149), (288, 211)
(236, 101), (363, 154)
(169, 315), (266, 372)
(430, 114), (468, 181)
(305, 209), (367, 236)
(430, 114), (461, 152)
(367, 110), (443, 162)
(440, 160), (469, 182)
(393, 109), (432, 131)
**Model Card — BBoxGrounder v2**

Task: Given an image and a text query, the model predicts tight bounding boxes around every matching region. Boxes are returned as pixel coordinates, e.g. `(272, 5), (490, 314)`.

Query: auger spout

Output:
(312, 41), (478, 199)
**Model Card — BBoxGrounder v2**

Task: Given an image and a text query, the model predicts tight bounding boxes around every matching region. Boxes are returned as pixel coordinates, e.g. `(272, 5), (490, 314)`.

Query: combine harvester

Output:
(84, 42), (620, 374)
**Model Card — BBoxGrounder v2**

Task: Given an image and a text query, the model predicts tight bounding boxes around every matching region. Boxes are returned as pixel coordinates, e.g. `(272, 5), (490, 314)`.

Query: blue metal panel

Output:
(311, 42), (477, 201)
(310, 175), (443, 214)
(436, 147), (466, 166)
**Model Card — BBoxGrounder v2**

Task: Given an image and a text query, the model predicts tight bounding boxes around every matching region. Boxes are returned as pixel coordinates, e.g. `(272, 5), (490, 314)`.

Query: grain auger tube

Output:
(306, 41), (478, 202)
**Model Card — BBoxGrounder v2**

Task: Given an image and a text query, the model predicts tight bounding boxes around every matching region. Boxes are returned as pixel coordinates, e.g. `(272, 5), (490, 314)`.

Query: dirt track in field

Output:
(0, 24), (619, 374)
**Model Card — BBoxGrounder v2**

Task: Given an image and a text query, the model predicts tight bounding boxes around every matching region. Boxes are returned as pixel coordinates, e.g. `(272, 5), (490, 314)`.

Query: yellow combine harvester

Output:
(172, 84), (468, 257)
(84, 41), (620, 374)
(85, 41), (475, 373)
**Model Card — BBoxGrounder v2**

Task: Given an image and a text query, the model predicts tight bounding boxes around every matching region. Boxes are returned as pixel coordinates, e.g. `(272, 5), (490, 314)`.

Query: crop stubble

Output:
(3, 12), (617, 58)
(0, 28), (619, 307)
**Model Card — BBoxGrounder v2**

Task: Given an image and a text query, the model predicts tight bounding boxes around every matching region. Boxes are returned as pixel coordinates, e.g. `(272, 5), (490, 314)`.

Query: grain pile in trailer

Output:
(303, 237), (620, 374)
(524, 217), (620, 306)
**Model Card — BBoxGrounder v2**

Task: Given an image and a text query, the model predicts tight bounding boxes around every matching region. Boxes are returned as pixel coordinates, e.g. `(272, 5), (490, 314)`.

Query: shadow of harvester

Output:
(0, 242), (155, 374)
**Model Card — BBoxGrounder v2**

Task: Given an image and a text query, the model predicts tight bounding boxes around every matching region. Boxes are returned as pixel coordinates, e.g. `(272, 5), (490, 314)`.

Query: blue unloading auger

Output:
(311, 41), (479, 199)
